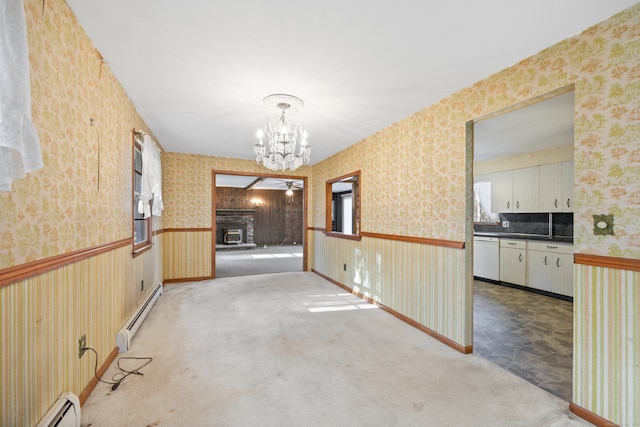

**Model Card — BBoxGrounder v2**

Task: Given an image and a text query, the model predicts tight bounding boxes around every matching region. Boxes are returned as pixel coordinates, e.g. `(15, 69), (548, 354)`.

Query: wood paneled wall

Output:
(216, 188), (303, 245)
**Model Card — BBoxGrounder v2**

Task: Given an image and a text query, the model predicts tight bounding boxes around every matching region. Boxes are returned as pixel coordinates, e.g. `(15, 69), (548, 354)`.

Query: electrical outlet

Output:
(78, 335), (87, 359)
(502, 221), (510, 228)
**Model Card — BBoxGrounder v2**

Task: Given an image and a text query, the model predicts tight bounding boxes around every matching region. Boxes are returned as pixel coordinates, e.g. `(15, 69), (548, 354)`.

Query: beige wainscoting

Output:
(573, 263), (639, 427)
(311, 230), (471, 350)
(161, 229), (212, 282)
(0, 243), (144, 426)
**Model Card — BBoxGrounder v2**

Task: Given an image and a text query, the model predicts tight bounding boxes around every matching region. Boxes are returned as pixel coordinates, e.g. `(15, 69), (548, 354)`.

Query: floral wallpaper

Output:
(5, 1), (634, 267)
(0, 0), (156, 269)
(162, 153), (312, 229)
(311, 4), (640, 259)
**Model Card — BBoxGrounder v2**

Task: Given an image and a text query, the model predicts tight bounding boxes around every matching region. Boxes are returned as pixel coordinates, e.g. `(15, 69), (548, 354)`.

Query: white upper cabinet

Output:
(539, 163), (563, 211)
(513, 166), (539, 212)
(491, 170), (514, 213)
(562, 161), (574, 212)
(491, 161), (573, 213)
(539, 161), (574, 212)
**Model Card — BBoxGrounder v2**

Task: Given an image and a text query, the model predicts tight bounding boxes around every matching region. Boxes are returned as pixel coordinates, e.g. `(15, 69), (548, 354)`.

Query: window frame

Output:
(132, 133), (152, 256)
(325, 171), (361, 240)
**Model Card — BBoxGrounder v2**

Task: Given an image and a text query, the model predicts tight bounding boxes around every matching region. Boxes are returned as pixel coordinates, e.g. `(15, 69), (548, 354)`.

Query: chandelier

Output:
(254, 94), (310, 171)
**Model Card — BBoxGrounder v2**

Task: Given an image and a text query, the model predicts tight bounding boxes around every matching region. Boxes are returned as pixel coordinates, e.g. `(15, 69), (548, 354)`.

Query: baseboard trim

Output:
(312, 269), (472, 354)
(79, 346), (119, 406)
(569, 403), (619, 427)
(163, 275), (212, 284)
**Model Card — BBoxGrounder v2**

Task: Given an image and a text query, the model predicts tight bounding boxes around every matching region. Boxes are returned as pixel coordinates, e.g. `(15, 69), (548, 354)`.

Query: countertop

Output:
(474, 232), (573, 244)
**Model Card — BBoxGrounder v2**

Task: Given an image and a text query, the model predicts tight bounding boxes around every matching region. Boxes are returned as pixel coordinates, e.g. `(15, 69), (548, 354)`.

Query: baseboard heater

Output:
(116, 282), (163, 352)
(36, 392), (80, 427)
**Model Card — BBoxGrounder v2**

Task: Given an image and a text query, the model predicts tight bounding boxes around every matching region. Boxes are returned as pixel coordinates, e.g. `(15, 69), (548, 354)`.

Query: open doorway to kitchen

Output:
(470, 87), (575, 401)
(213, 171), (307, 279)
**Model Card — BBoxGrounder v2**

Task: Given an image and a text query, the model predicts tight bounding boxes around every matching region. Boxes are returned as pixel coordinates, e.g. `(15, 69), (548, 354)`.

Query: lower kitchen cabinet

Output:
(499, 239), (527, 286)
(526, 241), (574, 297)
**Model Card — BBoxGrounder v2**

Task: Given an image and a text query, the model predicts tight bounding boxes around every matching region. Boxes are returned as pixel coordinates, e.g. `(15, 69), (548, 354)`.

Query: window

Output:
(473, 174), (499, 224)
(133, 134), (152, 254)
(326, 171), (360, 235)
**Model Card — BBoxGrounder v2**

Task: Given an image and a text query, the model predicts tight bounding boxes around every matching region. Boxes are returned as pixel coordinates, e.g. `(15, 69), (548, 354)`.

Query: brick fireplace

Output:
(215, 209), (255, 245)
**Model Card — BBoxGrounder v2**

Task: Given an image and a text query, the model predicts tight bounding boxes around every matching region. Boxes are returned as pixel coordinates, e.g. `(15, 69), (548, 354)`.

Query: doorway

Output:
(212, 171), (307, 279)
(470, 88), (575, 401)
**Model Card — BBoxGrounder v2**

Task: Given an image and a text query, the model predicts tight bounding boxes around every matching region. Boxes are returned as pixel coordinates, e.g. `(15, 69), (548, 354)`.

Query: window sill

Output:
(323, 231), (362, 241)
(132, 242), (152, 258)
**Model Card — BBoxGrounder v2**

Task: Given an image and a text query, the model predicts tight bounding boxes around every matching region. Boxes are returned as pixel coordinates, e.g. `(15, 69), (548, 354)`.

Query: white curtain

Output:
(138, 134), (163, 217)
(0, 0), (43, 191)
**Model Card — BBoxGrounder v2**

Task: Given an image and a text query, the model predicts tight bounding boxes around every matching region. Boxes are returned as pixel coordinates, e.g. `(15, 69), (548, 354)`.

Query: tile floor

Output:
(473, 280), (573, 402)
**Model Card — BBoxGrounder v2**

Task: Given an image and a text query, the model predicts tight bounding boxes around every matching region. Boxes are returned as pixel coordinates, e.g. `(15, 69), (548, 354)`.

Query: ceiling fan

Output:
(281, 180), (303, 196)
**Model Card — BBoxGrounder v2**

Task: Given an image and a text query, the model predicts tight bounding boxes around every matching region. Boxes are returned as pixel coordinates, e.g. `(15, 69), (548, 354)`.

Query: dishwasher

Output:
(473, 236), (500, 281)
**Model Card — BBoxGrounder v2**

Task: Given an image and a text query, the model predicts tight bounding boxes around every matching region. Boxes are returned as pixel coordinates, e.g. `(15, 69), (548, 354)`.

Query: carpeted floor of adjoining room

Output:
(215, 245), (303, 278)
(81, 272), (590, 427)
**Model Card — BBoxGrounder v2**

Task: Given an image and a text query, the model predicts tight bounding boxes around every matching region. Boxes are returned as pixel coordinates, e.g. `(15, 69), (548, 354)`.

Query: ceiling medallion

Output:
(254, 94), (310, 171)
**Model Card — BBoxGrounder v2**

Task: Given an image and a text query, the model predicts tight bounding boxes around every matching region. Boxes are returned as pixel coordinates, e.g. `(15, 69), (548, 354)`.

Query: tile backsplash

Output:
(475, 213), (573, 236)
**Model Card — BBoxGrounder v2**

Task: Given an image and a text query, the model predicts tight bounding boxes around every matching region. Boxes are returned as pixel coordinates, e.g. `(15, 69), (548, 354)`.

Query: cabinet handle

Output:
(555, 199), (559, 208)
(516, 201), (520, 209)
(508, 242), (517, 246)
(519, 254), (523, 262)
(556, 258), (560, 268)
(567, 198), (571, 208)
(546, 245), (558, 249)
(507, 201), (510, 209)
(544, 256), (548, 265)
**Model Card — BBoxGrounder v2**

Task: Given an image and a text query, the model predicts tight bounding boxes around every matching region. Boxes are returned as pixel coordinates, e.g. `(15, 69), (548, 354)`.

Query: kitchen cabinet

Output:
(499, 239), (527, 286)
(491, 170), (513, 212)
(491, 166), (539, 213)
(562, 161), (574, 212)
(527, 241), (574, 297)
(513, 166), (539, 212)
(539, 163), (562, 212)
(539, 161), (574, 212)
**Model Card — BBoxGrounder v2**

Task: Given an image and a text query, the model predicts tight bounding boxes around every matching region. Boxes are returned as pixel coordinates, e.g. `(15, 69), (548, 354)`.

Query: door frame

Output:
(467, 85), (575, 396)
(212, 170), (308, 279)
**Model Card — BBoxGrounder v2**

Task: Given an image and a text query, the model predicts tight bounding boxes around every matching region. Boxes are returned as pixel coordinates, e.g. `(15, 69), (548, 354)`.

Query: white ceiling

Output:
(215, 175), (303, 190)
(65, 1), (636, 164)
(474, 91), (575, 162)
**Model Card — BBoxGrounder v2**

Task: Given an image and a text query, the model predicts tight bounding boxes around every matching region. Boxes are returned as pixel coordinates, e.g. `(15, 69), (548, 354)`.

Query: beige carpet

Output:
(215, 245), (303, 278)
(81, 272), (592, 426)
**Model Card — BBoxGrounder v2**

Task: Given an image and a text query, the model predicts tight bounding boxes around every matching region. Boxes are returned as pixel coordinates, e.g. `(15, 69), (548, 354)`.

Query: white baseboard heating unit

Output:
(36, 392), (80, 427)
(116, 282), (162, 352)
